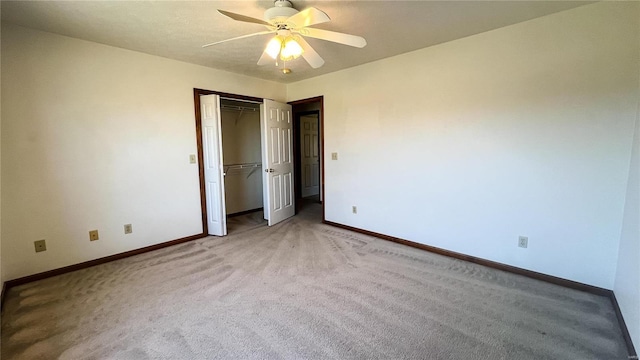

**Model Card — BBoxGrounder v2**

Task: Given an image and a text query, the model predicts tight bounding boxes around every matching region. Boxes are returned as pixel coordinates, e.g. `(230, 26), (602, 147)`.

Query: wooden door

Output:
(261, 100), (295, 226)
(300, 114), (320, 197)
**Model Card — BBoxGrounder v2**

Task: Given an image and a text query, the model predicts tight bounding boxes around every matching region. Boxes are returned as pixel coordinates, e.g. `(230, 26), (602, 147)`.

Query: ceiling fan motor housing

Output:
(264, 0), (298, 24)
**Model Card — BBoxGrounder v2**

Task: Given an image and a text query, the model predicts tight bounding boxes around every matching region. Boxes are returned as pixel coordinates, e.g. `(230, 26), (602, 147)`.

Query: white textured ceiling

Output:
(1, 1), (590, 83)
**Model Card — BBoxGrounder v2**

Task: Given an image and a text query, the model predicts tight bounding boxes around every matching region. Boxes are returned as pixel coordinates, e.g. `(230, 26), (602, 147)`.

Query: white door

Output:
(300, 114), (320, 198)
(201, 94), (227, 236)
(261, 99), (295, 226)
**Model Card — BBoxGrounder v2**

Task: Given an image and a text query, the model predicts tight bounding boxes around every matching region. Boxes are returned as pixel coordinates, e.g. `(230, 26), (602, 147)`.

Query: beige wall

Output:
(0, 24), (286, 282)
(287, 2), (639, 289)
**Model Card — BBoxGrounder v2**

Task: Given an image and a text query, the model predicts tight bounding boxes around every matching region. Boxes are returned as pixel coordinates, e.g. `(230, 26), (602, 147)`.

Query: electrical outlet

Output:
(34, 239), (47, 253)
(189, 154), (197, 164)
(331, 152), (338, 160)
(352, 206), (357, 214)
(518, 236), (528, 248)
(89, 230), (99, 241)
(124, 224), (133, 234)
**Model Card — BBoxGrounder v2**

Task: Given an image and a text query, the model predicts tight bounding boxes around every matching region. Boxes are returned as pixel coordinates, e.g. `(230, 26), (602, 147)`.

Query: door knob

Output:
(265, 168), (275, 173)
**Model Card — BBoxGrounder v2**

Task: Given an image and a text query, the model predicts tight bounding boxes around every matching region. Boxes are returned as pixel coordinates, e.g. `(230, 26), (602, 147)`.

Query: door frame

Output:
(193, 88), (263, 235)
(289, 96), (325, 222)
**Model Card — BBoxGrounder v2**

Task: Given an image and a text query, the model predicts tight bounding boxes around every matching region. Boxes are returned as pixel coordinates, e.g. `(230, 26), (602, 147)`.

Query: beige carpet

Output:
(1, 203), (628, 359)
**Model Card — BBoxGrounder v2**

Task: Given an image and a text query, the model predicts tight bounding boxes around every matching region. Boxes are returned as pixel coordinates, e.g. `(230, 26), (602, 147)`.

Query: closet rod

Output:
(224, 162), (262, 169)
(223, 162), (262, 179)
(220, 96), (262, 104)
(220, 104), (258, 112)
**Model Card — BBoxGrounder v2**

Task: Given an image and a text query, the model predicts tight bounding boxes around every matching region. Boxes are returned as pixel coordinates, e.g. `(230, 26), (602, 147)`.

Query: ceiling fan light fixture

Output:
(264, 34), (304, 62)
(280, 36), (304, 61)
(209, 2), (366, 71)
(265, 36), (284, 59)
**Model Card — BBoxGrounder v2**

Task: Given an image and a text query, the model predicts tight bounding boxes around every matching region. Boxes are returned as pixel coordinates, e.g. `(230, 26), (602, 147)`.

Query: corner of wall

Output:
(613, 26), (640, 348)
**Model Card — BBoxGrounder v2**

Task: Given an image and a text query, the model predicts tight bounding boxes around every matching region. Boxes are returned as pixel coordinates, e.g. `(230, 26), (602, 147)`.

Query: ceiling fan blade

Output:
(217, 9), (273, 27)
(202, 30), (275, 48)
(296, 36), (325, 69)
(257, 48), (275, 66)
(286, 7), (330, 29)
(298, 28), (367, 48)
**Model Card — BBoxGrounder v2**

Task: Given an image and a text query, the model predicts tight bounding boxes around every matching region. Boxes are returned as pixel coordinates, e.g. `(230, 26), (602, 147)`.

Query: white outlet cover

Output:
(518, 236), (528, 248)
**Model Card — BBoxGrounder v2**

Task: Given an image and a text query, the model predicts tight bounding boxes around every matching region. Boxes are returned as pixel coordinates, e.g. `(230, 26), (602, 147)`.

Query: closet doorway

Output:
(219, 99), (266, 234)
(219, 99), (263, 216)
(194, 89), (295, 236)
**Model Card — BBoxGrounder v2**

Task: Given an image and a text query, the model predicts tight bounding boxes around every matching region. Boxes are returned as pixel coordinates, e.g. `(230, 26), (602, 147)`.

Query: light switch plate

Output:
(331, 152), (338, 160)
(189, 154), (197, 164)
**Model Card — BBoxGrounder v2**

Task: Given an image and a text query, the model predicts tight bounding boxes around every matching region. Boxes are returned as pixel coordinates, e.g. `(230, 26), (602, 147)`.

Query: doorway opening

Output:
(290, 96), (324, 221)
(219, 98), (266, 235)
(194, 89), (267, 236)
(194, 89), (296, 236)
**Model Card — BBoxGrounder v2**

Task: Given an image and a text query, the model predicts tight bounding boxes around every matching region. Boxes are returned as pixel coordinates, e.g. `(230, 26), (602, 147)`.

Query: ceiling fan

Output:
(202, 0), (367, 71)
